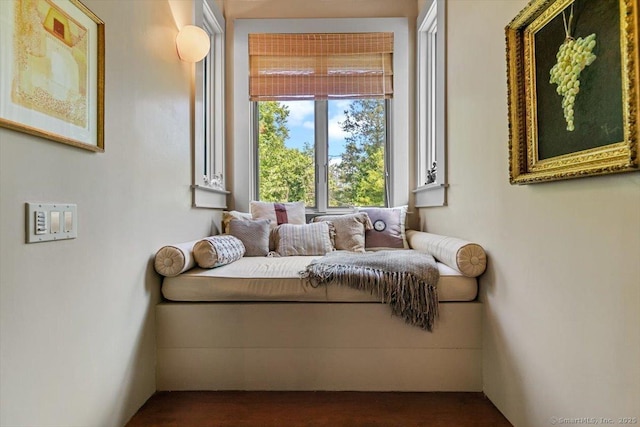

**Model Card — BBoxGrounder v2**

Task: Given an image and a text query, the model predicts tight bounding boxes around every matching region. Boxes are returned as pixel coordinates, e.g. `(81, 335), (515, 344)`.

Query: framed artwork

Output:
(0, 0), (104, 152)
(506, 0), (638, 184)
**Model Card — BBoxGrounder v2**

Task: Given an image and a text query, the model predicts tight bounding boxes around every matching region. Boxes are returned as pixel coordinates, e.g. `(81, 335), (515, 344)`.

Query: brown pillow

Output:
(312, 213), (372, 252)
(228, 219), (270, 257)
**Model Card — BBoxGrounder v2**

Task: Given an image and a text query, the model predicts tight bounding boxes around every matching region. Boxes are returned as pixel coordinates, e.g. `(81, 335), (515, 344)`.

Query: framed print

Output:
(0, 0), (104, 152)
(506, 0), (638, 184)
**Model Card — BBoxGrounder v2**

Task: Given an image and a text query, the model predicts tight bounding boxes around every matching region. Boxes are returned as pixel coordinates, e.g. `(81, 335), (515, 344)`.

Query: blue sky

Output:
(280, 100), (352, 158)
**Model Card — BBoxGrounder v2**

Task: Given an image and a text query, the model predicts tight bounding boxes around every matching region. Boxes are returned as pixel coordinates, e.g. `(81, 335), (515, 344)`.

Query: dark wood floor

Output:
(126, 391), (512, 427)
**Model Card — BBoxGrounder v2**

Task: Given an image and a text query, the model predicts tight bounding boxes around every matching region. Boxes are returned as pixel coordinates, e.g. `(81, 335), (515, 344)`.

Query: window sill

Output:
(192, 185), (230, 209)
(413, 182), (448, 193)
(413, 183), (447, 207)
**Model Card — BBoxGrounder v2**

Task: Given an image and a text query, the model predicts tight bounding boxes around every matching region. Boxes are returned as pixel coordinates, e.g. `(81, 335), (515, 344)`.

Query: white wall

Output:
(0, 1), (217, 425)
(418, 1), (640, 426)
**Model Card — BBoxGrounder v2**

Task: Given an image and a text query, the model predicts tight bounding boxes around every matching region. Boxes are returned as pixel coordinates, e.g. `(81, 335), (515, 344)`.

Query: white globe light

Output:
(176, 25), (210, 63)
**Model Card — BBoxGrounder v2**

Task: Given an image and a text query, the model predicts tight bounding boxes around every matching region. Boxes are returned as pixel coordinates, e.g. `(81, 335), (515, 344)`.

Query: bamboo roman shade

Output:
(249, 32), (394, 101)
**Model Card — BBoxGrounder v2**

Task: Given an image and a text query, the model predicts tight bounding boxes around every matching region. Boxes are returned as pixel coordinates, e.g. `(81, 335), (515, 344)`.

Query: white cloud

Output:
(303, 120), (314, 130)
(328, 113), (349, 141)
(332, 100), (352, 112)
(281, 100), (314, 126)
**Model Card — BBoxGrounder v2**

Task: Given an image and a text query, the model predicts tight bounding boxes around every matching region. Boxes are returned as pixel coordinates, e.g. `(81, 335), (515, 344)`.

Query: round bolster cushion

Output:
(406, 230), (487, 277)
(193, 235), (246, 269)
(154, 240), (200, 277)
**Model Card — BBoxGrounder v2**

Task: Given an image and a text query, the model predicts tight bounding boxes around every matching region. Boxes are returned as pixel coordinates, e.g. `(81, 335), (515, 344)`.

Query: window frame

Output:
(413, 0), (447, 207)
(254, 99), (390, 212)
(191, 0), (228, 209)
(233, 18), (409, 213)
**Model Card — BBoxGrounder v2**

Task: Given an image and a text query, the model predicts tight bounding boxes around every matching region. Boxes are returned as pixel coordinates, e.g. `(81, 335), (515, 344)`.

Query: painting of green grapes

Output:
(533, 0), (623, 160)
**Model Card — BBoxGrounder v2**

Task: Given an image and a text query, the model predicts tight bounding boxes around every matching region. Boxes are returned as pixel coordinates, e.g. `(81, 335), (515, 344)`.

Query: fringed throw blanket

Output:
(301, 250), (440, 331)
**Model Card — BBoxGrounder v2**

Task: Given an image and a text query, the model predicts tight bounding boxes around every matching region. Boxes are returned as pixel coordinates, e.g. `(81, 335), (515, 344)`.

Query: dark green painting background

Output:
(534, 0), (623, 160)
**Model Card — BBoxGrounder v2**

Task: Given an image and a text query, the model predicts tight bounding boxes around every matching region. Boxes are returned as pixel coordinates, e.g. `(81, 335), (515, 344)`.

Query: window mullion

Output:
(315, 100), (328, 212)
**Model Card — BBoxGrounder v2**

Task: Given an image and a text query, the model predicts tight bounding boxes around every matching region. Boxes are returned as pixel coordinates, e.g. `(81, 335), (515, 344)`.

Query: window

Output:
(414, 0), (447, 207)
(250, 33), (391, 210)
(192, 0), (227, 208)
(233, 19), (409, 212)
(255, 98), (388, 210)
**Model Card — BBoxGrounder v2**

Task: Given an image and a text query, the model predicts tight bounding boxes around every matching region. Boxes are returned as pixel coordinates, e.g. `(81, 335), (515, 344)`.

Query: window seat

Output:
(161, 256), (477, 303)
(155, 230), (487, 392)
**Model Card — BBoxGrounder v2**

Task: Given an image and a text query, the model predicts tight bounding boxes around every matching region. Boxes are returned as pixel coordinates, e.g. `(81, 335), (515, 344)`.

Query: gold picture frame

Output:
(506, 0), (638, 184)
(0, 0), (104, 152)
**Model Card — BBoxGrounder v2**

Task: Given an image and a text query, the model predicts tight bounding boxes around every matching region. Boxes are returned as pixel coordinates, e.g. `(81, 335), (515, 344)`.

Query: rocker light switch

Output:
(50, 211), (60, 233)
(64, 211), (73, 232)
(26, 203), (77, 243)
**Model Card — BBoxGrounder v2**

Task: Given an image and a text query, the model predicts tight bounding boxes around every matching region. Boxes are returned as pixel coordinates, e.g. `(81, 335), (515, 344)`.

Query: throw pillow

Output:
(153, 239), (199, 277)
(250, 201), (306, 228)
(311, 212), (373, 253)
(227, 219), (270, 257)
(273, 222), (335, 256)
(193, 235), (246, 268)
(357, 206), (408, 249)
(222, 210), (252, 234)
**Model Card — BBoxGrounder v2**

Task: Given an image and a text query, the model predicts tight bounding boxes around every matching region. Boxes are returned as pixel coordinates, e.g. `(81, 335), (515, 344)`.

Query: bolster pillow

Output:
(154, 240), (200, 277)
(193, 235), (246, 269)
(406, 230), (487, 277)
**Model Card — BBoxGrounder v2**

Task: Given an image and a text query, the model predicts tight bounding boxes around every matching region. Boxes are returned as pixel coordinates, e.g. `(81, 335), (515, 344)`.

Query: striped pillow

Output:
(274, 222), (335, 256)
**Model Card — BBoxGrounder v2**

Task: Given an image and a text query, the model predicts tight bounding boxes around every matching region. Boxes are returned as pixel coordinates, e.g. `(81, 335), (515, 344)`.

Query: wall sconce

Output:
(176, 25), (210, 63)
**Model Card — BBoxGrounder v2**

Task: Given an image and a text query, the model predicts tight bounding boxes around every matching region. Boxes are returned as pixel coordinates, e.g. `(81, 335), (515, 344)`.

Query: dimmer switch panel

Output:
(26, 203), (77, 243)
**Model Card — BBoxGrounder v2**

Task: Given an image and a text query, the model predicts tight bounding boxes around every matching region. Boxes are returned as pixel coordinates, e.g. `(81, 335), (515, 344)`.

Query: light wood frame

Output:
(0, 0), (104, 152)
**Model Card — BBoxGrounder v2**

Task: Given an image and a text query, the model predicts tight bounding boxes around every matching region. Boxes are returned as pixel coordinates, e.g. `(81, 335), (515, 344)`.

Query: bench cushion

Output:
(161, 256), (477, 302)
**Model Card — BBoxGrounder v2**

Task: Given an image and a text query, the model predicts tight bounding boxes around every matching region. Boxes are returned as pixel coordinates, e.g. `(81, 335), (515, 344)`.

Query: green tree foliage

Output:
(257, 101), (315, 205)
(258, 99), (385, 208)
(331, 99), (386, 207)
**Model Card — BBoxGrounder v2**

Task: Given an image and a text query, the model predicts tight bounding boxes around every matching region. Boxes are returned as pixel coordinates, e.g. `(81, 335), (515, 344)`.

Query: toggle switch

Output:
(35, 211), (47, 235)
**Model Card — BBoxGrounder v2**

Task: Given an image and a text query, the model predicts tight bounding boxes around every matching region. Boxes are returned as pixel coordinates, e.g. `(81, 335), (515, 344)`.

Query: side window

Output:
(192, 0), (227, 208)
(414, 0), (447, 207)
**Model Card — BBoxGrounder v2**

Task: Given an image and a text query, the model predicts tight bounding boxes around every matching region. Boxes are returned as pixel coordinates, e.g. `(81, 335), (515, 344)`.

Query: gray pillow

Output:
(228, 219), (270, 256)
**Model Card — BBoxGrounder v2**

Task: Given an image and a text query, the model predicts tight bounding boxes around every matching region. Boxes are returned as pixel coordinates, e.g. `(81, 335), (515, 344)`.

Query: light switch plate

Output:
(26, 203), (77, 243)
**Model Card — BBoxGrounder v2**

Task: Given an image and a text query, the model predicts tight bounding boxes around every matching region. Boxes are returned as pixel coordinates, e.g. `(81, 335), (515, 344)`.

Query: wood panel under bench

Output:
(156, 301), (482, 391)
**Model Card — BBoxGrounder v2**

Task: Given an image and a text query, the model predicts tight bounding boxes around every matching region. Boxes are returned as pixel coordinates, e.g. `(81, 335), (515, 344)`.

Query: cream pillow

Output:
(153, 239), (199, 277)
(273, 222), (335, 256)
(312, 212), (372, 253)
(250, 201), (306, 228)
